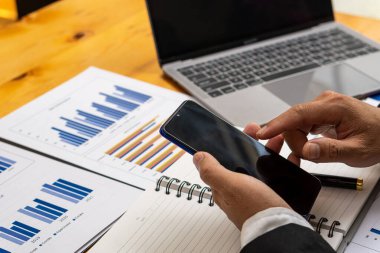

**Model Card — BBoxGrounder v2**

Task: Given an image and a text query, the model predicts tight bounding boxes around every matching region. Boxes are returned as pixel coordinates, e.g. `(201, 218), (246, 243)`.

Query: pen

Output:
(311, 173), (363, 191)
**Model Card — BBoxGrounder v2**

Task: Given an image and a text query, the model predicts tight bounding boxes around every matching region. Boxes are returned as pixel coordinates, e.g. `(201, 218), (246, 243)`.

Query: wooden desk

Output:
(0, 0), (379, 117)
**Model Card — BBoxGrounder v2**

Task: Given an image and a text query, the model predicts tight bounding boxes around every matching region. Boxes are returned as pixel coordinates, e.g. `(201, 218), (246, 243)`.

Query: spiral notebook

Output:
(283, 147), (380, 249)
(90, 175), (241, 253)
(90, 157), (380, 252)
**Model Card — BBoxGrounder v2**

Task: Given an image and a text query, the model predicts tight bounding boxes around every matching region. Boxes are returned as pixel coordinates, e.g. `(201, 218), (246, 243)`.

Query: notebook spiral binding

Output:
(307, 214), (341, 238)
(156, 176), (214, 206)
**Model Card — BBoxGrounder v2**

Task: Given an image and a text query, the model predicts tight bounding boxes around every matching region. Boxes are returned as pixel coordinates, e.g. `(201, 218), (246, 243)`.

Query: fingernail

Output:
(193, 153), (204, 169)
(257, 126), (267, 138)
(307, 143), (320, 160)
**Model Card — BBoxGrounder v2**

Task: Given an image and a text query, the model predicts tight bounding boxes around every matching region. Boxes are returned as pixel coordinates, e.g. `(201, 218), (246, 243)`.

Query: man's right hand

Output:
(257, 91), (380, 167)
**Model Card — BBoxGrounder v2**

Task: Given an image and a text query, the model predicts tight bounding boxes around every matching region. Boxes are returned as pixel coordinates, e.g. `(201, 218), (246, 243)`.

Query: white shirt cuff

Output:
(240, 207), (313, 249)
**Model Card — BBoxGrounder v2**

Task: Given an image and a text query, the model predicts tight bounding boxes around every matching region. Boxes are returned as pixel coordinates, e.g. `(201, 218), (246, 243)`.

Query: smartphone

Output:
(160, 100), (321, 215)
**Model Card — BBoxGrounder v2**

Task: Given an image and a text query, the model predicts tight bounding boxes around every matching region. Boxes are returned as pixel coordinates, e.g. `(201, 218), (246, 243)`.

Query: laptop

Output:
(146, 0), (380, 126)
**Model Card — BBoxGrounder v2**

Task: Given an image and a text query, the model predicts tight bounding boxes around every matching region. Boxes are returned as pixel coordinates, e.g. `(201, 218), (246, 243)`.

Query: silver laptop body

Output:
(146, 1), (380, 126)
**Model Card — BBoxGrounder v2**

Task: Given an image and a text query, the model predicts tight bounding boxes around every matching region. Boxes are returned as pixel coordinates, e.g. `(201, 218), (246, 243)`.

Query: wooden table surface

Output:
(0, 0), (379, 117)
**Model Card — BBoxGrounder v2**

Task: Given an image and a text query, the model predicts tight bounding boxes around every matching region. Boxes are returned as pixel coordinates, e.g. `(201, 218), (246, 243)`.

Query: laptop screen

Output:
(146, 0), (333, 64)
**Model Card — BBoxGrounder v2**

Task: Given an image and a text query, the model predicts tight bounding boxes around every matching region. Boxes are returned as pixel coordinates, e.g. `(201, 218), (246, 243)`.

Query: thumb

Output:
(193, 152), (232, 189)
(302, 137), (354, 164)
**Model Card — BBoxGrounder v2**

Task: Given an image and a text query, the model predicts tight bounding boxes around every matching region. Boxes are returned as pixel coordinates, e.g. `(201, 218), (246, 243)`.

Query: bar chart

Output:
(41, 178), (93, 204)
(0, 140), (145, 253)
(105, 117), (186, 173)
(4, 69), (191, 188)
(18, 199), (68, 224)
(0, 221), (40, 245)
(52, 85), (152, 147)
(0, 155), (16, 173)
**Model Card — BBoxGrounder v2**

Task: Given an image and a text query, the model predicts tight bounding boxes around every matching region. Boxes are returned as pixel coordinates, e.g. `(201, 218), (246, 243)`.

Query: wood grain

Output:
(0, 0), (379, 117)
(336, 13), (380, 42)
(0, 0), (143, 85)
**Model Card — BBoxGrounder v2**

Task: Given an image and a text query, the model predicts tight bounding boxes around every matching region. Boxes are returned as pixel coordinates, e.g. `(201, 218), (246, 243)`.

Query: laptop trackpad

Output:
(263, 63), (380, 105)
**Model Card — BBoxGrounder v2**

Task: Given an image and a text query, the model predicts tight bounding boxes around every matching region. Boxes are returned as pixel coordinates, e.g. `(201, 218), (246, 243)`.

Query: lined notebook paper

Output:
(302, 161), (380, 249)
(90, 185), (240, 252)
(91, 143), (380, 252)
(278, 142), (380, 249)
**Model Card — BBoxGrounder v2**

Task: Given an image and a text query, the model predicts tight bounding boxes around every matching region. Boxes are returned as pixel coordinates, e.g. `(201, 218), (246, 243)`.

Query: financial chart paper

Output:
(0, 67), (195, 189)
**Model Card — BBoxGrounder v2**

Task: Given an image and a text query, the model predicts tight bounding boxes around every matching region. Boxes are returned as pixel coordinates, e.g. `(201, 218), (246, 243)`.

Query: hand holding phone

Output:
(160, 100), (321, 215)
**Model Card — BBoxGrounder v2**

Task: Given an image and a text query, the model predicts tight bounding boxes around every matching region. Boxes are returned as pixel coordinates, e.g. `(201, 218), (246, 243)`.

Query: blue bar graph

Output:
(77, 110), (114, 129)
(51, 127), (88, 147)
(0, 221), (39, 245)
(0, 156), (16, 173)
(92, 103), (127, 120)
(100, 93), (139, 111)
(18, 199), (67, 224)
(115, 85), (151, 103)
(0, 248), (11, 253)
(61, 117), (101, 138)
(52, 85), (151, 147)
(41, 179), (93, 203)
(371, 228), (380, 235)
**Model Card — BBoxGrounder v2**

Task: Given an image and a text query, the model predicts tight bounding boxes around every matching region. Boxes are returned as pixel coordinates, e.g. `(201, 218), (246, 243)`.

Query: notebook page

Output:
(277, 140), (380, 237)
(90, 188), (240, 253)
(306, 162), (380, 234)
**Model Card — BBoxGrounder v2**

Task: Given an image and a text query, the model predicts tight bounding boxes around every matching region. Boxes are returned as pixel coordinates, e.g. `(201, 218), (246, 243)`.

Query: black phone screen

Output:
(161, 100), (321, 214)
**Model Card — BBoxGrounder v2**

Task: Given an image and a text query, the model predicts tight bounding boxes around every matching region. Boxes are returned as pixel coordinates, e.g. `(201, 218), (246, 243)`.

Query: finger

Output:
(302, 137), (355, 163)
(287, 152), (301, 166)
(243, 123), (261, 140)
(257, 100), (342, 140)
(265, 135), (284, 154)
(193, 152), (233, 189)
(211, 190), (225, 208)
(314, 90), (337, 100)
(283, 130), (308, 158)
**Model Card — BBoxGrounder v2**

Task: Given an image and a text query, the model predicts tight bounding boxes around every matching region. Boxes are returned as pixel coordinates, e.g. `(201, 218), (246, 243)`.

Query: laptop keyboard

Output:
(177, 28), (379, 98)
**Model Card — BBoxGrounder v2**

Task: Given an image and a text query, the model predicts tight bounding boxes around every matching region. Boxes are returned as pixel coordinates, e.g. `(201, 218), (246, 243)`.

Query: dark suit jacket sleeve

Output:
(241, 223), (336, 253)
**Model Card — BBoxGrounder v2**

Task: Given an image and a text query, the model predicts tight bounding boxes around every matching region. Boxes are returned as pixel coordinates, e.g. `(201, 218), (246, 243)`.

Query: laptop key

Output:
(178, 66), (193, 72)
(216, 74), (229, 80)
(206, 70), (219, 76)
(202, 80), (231, 92)
(234, 83), (248, 90)
(228, 71), (240, 77)
(278, 64), (290, 69)
(345, 43), (365, 51)
(188, 73), (207, 82)
(230, 77), (243, 83)
(242, 74), (255, 80)
(221, 86), (235, 94)
(195, 78), (218, 87)
(246, 79), (263, 86)
(261, 63), (319, 82)
(194, 67), (206, 72)
(368, 47), (379, 52)
(230, 63), (242, 69)
(254, 70), (267, 76)
(266, 67), (278, 73)
(208, 90), (223, 97)
(240, 67), (252, 73)
(179, 70), (194, 77)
